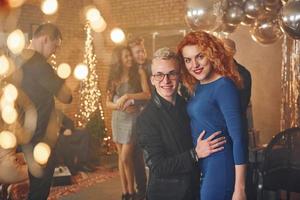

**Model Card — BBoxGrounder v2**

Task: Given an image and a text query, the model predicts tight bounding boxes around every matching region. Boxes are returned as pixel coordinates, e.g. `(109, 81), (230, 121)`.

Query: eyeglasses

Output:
(152, 71), (179, 81)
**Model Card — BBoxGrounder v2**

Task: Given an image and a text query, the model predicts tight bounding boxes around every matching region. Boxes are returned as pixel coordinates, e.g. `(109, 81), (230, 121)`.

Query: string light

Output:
(75, 22), (105, 128)
(280, 35), (300, 130)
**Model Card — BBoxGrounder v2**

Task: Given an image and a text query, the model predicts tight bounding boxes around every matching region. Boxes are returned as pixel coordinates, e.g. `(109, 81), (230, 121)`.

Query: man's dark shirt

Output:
(20, 50), (64, 144)
(137, 91), (199, 200)
(236, 61), (252, 114)
(236, 60), (252, 159)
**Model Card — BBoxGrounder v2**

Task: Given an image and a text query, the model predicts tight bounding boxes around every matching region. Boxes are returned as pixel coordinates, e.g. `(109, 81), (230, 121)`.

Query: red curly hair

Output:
(177, 31), (242, 94)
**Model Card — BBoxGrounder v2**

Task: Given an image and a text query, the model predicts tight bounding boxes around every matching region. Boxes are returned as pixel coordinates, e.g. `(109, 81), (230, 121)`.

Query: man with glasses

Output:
(136, 47), (226, 200)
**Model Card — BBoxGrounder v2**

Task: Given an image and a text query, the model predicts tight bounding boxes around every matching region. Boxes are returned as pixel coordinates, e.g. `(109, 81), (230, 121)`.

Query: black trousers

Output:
(27, 150), (56, 200)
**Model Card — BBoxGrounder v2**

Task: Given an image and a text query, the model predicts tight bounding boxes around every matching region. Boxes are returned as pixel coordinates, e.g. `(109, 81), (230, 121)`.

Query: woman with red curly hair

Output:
(177, 31), (247, 200)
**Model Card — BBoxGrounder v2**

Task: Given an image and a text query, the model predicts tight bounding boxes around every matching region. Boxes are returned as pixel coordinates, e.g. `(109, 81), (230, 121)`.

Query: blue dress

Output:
(187, 77), (246, 200)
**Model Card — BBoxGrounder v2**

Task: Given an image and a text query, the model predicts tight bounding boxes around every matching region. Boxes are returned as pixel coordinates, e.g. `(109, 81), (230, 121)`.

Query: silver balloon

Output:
(224, 5), (245, 25)
(279, 0), (300, 39)
(244, 0), (263, 19)
(228, 0), (247, 6)
(264, 0), (282, 12)
(185, 0), (225, 32)
(250, 13), (283, 44)
(241, 15), (255, 26)
(215, 22), (238, 33)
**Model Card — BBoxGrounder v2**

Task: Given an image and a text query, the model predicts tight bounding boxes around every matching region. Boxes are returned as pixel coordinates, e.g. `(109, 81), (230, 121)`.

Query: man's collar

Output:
(152, 90), (176, 110)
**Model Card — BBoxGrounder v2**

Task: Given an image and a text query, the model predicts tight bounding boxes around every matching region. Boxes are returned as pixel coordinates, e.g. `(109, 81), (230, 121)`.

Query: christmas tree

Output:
(75, 22), (107, 137)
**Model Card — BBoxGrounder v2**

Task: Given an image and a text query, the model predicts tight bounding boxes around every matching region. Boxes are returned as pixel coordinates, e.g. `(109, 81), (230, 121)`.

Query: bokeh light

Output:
(0, 131), (17, 149)
(7, 29), (26, 55)
(110, 28), (125, 44)
(3, 84), (18, 102)
(74, 63), (89, 80)
(57, 63), (71, 79)
(0, 55), (10, 76)
(90, 17), (107, 32)
(1, 106), (18, 124)
(41, 0), (58, 15)
(86, 7), (101, 22)
(33, 142), (51, 165)
(8, 0), (26, 8)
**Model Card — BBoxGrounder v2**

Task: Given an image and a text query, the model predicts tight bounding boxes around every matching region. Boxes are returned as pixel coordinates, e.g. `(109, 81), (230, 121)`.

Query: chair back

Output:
(262, 127), (300, 192)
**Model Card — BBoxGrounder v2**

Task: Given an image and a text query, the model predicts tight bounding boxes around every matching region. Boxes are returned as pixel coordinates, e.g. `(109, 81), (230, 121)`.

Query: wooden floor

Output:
(60, 175), (122, 200)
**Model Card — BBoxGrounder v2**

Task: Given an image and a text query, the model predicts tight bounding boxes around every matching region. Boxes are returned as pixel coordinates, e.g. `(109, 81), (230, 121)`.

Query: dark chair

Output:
(258, 127), (300, 200)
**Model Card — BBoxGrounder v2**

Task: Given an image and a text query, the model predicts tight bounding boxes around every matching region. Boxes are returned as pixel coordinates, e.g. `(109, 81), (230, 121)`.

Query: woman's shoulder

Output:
(217, 77), (236, 88)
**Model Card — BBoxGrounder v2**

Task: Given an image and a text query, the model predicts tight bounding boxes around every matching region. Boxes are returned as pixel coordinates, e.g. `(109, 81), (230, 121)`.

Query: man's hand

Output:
(195, 130), (226, 158)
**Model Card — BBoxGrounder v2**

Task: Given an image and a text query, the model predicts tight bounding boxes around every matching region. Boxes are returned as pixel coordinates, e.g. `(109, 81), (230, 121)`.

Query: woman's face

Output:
(121, 49), (133, 68)
(182, 44), (216, 84)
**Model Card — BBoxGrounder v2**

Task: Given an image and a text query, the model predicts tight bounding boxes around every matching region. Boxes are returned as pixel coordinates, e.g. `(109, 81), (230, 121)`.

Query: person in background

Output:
(221, 38), (252, 145)
(56, 112), (95, 175)
(19, 23), (72, 200)
(127, 36), (150, 200)
(177, 31), (247, 200)
(222, 37), (253, 200)
(106, 45), (150, 200)
(137, 47), (226, 200)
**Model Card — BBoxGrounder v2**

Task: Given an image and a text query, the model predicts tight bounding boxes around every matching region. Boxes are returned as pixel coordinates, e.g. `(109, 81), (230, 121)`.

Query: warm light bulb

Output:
(0, 131), (17, 149)
(1, 106), (18, 124)
(86, 7), (101, 22)
(7, 29), (25, 55)
(3, 84), (18, 102)
(74, 63), (89, 80)
(57, 63), (71, 79)
(110, 28), (125, 44)
(33, 142), (51, 165)
(0, 55), (10, 76)
(90, 17), (107, 32)
(41, 0), (58, 15)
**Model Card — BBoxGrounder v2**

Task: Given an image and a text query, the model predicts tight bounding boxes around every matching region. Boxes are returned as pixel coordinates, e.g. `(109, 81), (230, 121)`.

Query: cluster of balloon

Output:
(184, 0), (300, 44)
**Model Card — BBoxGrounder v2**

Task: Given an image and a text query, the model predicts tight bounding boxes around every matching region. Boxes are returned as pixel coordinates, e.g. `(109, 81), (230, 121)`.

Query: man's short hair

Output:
(151, 47), (180, 73)
(33, 23), (62, 41)
(152, 47), (179, 63)
(128, 36), (144, 48)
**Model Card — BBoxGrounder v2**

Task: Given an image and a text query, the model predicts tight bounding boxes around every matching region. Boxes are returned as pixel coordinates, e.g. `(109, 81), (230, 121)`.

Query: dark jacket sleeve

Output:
(136, 114), (195, 178)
